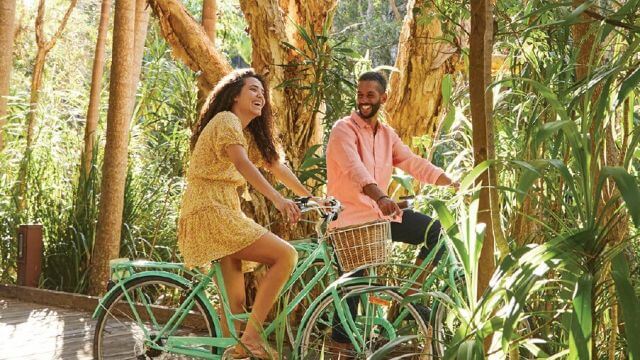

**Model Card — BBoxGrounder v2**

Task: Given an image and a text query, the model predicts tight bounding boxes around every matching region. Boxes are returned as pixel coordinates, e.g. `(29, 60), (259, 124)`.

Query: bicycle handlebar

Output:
(293, 196), (341, 222)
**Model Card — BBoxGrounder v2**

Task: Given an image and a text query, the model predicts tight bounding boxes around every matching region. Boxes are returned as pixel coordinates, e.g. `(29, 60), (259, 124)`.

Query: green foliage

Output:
(215, 0), (252, 66)
(332, 0), (406, 67)
(1, 1), (201, 292)
(278, 16), (364, 187)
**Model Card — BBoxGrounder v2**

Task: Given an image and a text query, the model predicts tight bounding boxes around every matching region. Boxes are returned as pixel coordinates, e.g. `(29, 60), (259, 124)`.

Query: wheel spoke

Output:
(94, 276), (215, 359)
(300, 285), (433, 359)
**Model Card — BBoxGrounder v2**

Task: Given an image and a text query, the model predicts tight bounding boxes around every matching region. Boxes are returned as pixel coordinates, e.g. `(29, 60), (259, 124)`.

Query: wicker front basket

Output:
(329, 220), (392, 272)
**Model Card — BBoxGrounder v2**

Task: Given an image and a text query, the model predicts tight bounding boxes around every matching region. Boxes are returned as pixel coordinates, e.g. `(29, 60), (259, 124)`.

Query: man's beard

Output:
(357, 102), (381, 120)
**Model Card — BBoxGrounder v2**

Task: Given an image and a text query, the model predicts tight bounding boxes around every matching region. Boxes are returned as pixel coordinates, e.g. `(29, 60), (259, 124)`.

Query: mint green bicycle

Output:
(92, 198), (437, 359)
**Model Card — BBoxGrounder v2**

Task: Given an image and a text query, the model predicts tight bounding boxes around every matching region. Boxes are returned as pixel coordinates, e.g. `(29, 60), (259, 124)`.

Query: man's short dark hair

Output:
(358, 71), (387, 93)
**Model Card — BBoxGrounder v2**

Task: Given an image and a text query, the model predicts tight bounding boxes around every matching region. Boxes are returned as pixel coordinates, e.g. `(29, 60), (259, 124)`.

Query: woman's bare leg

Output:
(227, 231), (298, 349)
(218, 256), (245, 337)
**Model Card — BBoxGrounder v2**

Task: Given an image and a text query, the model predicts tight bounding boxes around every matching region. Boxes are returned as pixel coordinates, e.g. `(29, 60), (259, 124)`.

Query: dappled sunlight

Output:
(0, 299), (93, 358)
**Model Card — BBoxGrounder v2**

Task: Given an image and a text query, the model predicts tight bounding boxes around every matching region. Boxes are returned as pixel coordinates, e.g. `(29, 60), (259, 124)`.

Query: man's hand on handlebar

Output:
(377, 196), (401, 216)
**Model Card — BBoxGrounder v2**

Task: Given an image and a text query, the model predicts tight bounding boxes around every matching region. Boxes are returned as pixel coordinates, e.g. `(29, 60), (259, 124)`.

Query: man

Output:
(325, 71), (458, 350)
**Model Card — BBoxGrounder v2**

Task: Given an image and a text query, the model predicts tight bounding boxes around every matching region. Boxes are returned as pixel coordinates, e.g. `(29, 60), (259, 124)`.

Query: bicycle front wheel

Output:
(299, 285), (433, 360)
(93, 275), (216, 359)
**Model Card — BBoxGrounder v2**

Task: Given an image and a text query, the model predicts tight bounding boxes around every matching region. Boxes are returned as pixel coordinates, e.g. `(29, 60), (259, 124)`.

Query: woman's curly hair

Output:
(191, 68), (279, 165)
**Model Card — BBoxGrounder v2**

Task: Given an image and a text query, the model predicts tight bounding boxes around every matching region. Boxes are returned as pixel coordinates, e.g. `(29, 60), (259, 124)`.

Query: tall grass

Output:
(0, 2), (199, 292)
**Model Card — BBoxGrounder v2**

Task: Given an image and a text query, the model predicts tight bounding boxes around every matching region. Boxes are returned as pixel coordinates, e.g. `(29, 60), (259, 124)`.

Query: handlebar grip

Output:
(293, 196), (311, 209)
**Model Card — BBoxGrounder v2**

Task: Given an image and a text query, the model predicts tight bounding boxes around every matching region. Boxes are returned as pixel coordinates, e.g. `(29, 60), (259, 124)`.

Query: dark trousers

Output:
(331, 209), (443, 342)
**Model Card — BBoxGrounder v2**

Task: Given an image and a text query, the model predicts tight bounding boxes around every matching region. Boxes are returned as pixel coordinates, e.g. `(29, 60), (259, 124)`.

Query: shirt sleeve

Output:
(391, 129), (444, 184)
(213, 112), (247, 158)
(326, 122), (377, 190)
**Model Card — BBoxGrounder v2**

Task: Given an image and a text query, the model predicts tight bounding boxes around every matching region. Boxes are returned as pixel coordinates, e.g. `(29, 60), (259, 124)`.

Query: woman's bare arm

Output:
(226, 144), (301, 222)
(265, 161), (312, 198)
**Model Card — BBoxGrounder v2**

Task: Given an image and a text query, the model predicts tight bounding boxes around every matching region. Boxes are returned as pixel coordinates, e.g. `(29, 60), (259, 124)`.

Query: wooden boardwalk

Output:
(0, 297), (94, 359)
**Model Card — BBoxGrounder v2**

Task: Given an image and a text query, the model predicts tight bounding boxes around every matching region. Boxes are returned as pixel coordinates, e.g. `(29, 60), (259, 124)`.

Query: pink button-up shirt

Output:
(326, 112), (444, 228)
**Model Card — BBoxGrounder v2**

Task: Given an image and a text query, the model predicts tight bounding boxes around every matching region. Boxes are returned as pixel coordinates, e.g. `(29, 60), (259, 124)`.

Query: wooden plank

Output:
(0, 285), (211, 330)
(0, 284), (217, 359)
(0, 284), (100, 313)
(0, 299), (95, 359)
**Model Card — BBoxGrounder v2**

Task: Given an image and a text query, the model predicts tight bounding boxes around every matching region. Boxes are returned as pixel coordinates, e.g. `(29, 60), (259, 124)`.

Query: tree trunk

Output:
(385, 0), (458, 147)
(388, 0), (401, 21)
(196, 0), (217, 114)
(240, 0), (337, 169)
(571, 0), (596, 82)
(469, 0), (499, 298)
(0, 0), (17, 152)
(16, 0), (78, 214)
(147, 0), (231, 133)
(85, 0), (230, 296)
(131, 0), (150, 97)
(238, 0), (287, 127)
(147, 0), (231, 96)
(202, 0), (216, 42)
(81, 0), (111, 177)
(87, 0), (137, 296)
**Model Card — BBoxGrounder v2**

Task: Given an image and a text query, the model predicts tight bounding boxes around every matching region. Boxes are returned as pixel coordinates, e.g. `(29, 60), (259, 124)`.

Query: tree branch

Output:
(44, 0), (78, 51)
(388, 0), (401, 21)
(35, 0), (44, 46)
(584, 9), (640, 32)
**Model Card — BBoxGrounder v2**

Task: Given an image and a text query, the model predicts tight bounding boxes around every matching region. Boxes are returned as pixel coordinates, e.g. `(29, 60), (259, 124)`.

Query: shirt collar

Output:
(350, 111), (375, 129)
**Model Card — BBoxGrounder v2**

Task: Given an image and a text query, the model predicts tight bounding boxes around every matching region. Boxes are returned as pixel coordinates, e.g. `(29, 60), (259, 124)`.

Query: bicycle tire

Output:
(93, 275), (216, 359)
(299, 284), (433, 359)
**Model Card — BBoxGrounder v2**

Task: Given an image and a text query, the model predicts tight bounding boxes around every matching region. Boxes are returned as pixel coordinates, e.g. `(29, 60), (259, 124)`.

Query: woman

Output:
(178, 69), (312, 358)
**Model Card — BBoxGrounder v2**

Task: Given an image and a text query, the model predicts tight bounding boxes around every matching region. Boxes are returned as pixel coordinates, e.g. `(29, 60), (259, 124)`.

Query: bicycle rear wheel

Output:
(299, 284), (433, 359)
(93, 275), (216, 359)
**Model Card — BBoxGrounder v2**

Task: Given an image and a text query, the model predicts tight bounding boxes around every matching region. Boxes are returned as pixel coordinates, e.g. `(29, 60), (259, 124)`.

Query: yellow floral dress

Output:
(178, 111), (268, 268)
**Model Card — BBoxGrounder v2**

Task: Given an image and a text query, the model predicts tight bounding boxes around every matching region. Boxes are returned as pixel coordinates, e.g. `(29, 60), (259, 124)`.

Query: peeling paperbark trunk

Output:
(239, 0), (336, 219)
(0, 0), (17, 152)
(16, 0), (78, 214)
(147, 0), (231, 96)
(238, 0), (287, 122)
(81, 0), (111, 177)
(386, 0), (459, 146)
(89, 0), (149, 295)
(240, 0), (337, 168)
(147, 0), (230, 132)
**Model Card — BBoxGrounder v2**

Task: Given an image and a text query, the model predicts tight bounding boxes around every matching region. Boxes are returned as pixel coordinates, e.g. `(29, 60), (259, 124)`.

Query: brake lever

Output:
(294, 196), (311, 209)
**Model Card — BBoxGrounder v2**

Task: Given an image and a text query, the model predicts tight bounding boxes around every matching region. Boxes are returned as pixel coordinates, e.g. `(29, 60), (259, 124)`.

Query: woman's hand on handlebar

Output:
(275, 196), (301, 223)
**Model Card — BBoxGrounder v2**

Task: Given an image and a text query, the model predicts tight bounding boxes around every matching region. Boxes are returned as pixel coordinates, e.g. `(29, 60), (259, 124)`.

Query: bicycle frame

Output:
(93, 201), (342, 359)
(93, 197), (461, 359)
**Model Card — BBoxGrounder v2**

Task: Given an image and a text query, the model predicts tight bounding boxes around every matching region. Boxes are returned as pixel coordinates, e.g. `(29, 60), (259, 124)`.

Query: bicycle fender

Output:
(91, 271), (216, 323)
